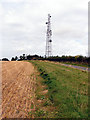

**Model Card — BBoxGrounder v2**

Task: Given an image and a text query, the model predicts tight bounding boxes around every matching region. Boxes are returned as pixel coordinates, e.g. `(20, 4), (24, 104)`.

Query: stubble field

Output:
(1, 60), (88, 118)
(2, 61), (36, 118)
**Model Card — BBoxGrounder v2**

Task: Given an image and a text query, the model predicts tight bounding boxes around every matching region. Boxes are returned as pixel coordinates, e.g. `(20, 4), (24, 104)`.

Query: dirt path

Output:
(60, 63), (89, 71)
(44, 61), (89, 71)
(1, 61), (36, 118)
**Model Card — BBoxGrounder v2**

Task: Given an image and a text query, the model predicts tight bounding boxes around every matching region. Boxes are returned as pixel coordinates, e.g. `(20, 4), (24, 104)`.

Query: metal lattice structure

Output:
(45, 14), (52, 57)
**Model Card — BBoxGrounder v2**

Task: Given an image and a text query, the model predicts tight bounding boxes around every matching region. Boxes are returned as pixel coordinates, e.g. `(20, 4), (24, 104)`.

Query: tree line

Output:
(1, 54), (90, 65)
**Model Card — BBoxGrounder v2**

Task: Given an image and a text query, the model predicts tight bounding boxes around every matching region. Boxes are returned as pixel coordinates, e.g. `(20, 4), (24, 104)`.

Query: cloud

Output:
(1, 0), (24, 3)
(0, 0), (88, 59)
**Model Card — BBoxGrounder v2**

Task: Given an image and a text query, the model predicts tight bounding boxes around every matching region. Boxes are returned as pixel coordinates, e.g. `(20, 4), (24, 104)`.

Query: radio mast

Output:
(45, 14), (52, 57)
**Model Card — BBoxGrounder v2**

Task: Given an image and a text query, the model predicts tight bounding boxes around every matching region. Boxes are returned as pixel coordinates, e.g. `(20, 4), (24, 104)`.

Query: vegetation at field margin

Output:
(30, 60), (88, 118)
(1, 54), (89, 68)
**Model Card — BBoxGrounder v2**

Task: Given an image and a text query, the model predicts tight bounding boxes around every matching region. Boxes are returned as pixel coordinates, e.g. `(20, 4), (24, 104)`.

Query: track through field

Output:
(2, 61), (36, 118)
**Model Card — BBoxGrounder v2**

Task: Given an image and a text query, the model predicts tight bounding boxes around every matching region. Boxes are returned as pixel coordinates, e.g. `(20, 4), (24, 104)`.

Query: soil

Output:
(1, 61), (36, 118)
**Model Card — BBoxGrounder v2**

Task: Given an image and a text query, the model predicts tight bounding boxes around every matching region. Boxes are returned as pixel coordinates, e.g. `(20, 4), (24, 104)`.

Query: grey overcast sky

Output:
(0, 0), (88, 59)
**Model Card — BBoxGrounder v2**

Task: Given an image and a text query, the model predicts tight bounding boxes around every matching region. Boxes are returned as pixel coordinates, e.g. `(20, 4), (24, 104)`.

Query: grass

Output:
(29, 60), (88, 118)
(31, 102), (34, 109)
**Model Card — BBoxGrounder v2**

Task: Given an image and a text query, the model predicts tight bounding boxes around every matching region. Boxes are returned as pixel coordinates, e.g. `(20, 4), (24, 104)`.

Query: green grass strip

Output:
(30, 60), (88, 118)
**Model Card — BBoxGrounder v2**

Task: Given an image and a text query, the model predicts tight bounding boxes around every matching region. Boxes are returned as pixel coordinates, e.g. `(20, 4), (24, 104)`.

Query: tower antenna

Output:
(45, 14), (52, 57)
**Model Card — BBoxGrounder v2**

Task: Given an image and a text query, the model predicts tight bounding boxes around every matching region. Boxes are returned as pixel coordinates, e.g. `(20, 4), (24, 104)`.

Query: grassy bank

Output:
(30, 60), (88, 118)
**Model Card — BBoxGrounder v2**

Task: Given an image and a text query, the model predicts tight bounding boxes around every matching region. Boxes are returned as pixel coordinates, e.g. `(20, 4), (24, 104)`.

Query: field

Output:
(1, 60), (88, 118)
(30, 60), (88, 118)
(2, 61), (36, 118)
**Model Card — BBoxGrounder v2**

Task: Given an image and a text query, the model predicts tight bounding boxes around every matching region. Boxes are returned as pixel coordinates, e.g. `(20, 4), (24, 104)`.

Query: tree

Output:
(22, 54), (25, 60)
(11, 56), (18, 61)
(2, 58), (9, 61)
(15, 56), (18, 61)
(11, 57), (15, 61)
(19, 56), (23, 60)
